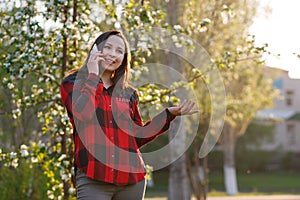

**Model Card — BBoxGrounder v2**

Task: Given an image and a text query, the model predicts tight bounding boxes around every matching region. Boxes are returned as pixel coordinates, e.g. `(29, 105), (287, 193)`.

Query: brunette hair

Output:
(65, 30), (131, 90)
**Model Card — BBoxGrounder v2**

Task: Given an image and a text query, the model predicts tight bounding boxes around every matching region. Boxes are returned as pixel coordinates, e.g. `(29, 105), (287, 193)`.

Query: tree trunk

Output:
(166, 1), (190, 198)
(222, 123), (238, 195)
(168, 117), (190, 200)
(200, 158), (208, 199)
(186, 141), (208, 200)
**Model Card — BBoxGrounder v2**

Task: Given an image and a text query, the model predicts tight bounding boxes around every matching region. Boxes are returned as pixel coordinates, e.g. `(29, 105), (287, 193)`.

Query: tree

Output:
(148, 0), (277, 198)
(164, 1), (191, 200)
(0, 0), (277, 199)
(0, 0), (196, 199)
(180, 0), (278, 196)
(0, 0), (101, 198)
(218, 40), (278, 194)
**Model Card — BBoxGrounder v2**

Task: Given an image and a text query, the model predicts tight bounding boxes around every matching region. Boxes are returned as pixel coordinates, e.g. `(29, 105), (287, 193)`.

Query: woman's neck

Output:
(101, 71), (113, 88)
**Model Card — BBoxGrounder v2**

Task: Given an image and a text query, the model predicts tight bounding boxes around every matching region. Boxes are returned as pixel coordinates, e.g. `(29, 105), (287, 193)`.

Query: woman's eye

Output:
(103, 45), (124, 54)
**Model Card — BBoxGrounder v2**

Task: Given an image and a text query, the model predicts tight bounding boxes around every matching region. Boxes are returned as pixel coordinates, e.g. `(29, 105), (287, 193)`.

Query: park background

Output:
(0, 0), (299, 200)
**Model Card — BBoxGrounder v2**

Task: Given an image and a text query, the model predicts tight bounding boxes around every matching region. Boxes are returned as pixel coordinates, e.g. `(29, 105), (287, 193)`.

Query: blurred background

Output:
(0, 0), (299, 200)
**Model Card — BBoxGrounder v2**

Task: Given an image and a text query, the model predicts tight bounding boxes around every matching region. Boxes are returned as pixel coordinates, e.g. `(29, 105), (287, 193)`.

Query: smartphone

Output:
(91, 44), (99, 54)
(91, 44), (104, 74)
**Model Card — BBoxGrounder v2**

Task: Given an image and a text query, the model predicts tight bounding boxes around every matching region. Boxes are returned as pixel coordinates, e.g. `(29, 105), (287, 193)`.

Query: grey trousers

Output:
(76, 169), (146, 200)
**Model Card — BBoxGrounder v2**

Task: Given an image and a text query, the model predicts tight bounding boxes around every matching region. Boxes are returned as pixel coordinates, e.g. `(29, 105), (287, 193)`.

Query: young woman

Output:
(60, 30), (198, 200)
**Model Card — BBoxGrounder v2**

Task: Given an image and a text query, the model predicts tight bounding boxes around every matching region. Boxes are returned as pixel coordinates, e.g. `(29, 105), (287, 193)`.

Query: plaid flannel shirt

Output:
(60, 72), (175, 185)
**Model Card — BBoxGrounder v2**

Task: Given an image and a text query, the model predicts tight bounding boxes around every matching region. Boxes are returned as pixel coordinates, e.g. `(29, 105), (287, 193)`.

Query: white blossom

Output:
(31, 157), (38, 163)
(47, 190), (55, 199)
(63, 160), (70, 166)
(58, 154), (66, 161)
(187, 39), (193, 46)
(171, 35), (178, 42)
(61, 174), (68, 180)
(145, 95), (152, 101)
(175, 42), (183, 48)
(7, 83), (14, 89)
(32, 84), (38, 90)
(3, 63), (10, 67)
(37, 88), (44, 94)
(134, 16), (140, 21)
(12, 108), (21, 119)
(2, 77), (8, 84)
(24, 96), (30, 101)
(202, 18), (211, 24)
(174, 24), (182, 31)
(10, 152), (17, 159)
(52, 110), (58, 116)
(38, 140), (46, 148)
(199, 26), (208, 33)
(11, 158), (19, 168)
(68, 187), (76, 195)
(21, 150), (29, 157)
(56, 136), (62, 143)
(37, 52), (42, 58)
(67, 138), (72, 144)
(10, 75), (15, 81)
(191, 22), (196, 28)
(20, 144), (29, 157)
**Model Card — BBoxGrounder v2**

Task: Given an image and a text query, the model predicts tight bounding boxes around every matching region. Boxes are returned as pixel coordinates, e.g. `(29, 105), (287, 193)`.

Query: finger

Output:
(181, 100), (194, 114)
(98, 57), (105, 62)
(178, 100), (188, 114)
(180, 100), (189, 114)
(181, 99), (188, 105)
(89, 52), (105, 61)
(179, 99), (188, 109)
(183, 101), (197, 115)
(188, 101), (196, 111)
(186, 110), (199, 115)
(93, 52), (104, 57)
(89, 56), (105, 65)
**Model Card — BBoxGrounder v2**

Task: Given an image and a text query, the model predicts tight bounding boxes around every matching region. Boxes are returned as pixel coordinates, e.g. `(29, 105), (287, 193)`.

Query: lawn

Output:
(145, 170), (300, 198)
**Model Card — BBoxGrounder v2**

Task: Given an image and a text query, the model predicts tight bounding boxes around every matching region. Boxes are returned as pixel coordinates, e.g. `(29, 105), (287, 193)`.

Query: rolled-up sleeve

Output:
(130, 92), (176, 147)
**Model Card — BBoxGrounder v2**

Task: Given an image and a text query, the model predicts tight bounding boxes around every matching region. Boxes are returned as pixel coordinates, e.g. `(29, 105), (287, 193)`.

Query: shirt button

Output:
(109, 120), (112, 123)
(109, 104), (112, 107)
(112, 155), (114, 158)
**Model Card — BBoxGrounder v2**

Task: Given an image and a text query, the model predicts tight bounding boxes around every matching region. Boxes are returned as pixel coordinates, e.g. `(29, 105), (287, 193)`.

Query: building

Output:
(256, 68), (300, 153)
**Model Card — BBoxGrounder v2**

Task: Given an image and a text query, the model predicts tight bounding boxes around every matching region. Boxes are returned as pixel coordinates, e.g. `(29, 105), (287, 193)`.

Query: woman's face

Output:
(100, 35), (126, 72)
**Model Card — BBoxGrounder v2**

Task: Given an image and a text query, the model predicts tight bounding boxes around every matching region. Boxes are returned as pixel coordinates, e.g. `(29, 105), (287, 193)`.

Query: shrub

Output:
(0, 160), (48, 200)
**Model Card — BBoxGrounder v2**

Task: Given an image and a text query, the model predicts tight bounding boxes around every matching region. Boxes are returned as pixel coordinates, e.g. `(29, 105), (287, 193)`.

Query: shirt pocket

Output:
(112, 98), (134, 133)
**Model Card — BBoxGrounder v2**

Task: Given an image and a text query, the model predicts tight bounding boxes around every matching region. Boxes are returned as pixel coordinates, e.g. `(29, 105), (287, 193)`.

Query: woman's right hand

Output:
(87, 51), (105, 75)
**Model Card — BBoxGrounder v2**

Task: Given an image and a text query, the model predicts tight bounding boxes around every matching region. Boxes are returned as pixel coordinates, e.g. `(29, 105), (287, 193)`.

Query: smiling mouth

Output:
(105, 58), (116, 64)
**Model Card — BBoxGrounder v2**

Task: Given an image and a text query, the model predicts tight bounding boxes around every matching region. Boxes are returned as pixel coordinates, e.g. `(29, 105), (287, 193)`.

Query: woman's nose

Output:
(107, 49), (117, 57)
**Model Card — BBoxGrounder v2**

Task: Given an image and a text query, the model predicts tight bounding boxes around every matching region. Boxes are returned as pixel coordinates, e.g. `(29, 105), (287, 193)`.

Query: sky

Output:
(249, 0), (300, 79)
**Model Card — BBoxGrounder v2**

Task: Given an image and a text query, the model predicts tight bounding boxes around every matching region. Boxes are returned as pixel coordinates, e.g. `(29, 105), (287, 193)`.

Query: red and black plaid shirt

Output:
(60, 72), (175, 185)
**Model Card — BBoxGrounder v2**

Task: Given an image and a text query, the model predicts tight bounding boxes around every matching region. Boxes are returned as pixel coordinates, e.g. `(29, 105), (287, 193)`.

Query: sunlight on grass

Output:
(146, 170), (300, 198)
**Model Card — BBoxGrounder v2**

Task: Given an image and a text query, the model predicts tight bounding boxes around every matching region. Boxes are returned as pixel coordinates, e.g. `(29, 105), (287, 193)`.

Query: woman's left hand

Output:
(167, 100), (199, 116)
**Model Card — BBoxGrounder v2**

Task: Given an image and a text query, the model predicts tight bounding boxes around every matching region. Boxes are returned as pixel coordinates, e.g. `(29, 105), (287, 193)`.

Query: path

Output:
(145, 195), (300, 200)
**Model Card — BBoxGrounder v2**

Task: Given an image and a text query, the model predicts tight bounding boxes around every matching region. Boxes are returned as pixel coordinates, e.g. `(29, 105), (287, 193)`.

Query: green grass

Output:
(210, 171), (300, 193)
(145, 170), (169, 197)
(145, 170), (300, 197)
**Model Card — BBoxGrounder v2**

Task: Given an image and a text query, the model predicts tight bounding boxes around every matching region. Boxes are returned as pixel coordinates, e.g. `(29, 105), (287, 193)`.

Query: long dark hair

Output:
(65, 30), (131, 90)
